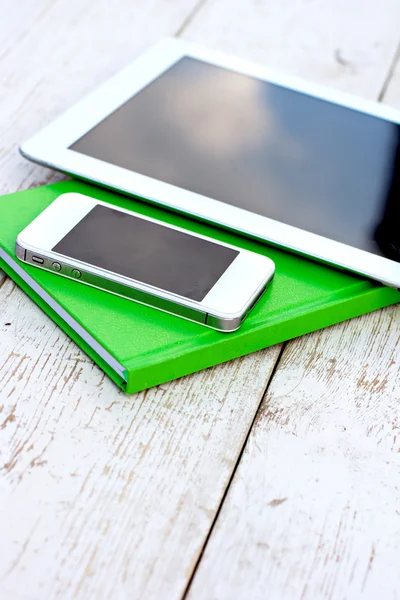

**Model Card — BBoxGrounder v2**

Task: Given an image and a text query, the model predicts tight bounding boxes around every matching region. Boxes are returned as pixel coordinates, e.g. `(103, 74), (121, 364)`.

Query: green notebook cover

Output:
(1, 180), (399, 394)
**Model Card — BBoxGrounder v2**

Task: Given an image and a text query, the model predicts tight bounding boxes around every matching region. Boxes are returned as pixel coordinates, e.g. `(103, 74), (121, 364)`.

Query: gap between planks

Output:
(378, 39), (400, 101)
(175, 0), (210, 37)
(182, 343), (287, 600)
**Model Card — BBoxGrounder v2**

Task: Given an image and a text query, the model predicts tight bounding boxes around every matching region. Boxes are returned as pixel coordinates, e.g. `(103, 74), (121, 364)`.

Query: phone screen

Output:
(52, 205), (238, 301)
(70, 56), (400, 260)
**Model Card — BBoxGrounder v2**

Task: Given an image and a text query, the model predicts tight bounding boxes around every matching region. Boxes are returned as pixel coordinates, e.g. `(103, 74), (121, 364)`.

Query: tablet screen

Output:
(70, 57), (400, 260)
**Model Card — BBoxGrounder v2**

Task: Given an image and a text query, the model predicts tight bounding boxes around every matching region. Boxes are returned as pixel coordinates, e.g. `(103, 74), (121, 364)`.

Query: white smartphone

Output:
(16, 193), (275, 332)
(20, 38), (400, 288)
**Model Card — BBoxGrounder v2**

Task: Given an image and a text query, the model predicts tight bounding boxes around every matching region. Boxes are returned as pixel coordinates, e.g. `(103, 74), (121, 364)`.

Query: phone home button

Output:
(71, 268), (81, 279)
(52, 262), (61, 271)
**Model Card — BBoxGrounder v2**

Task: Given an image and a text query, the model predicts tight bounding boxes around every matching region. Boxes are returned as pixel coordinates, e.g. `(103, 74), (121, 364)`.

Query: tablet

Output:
(20, 38), (400, 288)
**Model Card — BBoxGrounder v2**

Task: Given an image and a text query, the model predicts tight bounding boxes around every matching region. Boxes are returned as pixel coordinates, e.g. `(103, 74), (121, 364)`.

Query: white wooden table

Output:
(1, 1), (400, 598)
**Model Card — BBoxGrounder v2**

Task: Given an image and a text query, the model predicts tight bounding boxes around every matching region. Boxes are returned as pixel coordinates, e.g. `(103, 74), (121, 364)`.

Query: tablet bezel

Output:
(20, 38), (400, 288)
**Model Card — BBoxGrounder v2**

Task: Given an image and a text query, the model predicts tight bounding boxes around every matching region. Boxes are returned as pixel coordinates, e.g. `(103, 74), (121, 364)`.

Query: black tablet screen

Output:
(70, 57), (400, 260)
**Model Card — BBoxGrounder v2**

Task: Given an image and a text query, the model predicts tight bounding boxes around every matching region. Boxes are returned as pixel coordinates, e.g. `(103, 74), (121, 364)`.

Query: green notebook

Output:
(1, 180), (399, 394)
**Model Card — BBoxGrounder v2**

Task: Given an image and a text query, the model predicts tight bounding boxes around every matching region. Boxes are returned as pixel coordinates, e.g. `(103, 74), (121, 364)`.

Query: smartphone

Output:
(16, 193), (275, 332)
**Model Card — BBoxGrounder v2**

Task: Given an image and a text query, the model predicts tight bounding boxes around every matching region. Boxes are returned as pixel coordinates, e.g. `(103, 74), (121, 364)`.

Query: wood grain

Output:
(0, 1), (283, 599)
(187, 306), (400, 600)
(0, 278), (282, 599)
(0, 0), (201, 196)
(184, 0), (400, 99)
(184, 2), (400, 599)
(1, 0), (400, 599)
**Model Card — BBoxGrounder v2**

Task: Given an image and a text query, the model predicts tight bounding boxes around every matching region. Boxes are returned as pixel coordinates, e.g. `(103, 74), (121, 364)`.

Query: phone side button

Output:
(52, 262), (61, 271)
(71, 269), (81, 279)
(32, 256), (44, 264)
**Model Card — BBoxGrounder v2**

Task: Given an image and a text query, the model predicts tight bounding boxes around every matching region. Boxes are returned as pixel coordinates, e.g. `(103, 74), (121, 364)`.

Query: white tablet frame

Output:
(20, 38), (400, 288)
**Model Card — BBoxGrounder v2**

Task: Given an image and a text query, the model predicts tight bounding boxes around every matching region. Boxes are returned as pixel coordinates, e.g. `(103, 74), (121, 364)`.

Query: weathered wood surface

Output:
(0, 0), (400, 599)
(0, 279), (281, 600)
(2, 6), (280, 600)
(187, 306), (400, 600)
(183, 0), (400, 99)
(184, 3), (400, 596)
(0, 0), (202, 197)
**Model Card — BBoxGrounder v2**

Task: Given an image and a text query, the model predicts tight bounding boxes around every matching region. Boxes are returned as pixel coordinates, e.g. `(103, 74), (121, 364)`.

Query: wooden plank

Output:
(0, 0), (202, 196)
(0, 278), (281, 599)
(185, 2), (400, 599)
(187, 306), (400, 600)
(183, 0), (400, 99)
(0, 1), (284, 598)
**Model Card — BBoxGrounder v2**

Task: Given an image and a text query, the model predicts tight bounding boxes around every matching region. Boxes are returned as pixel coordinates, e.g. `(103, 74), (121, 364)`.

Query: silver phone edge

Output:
(16, 241), (272, 333)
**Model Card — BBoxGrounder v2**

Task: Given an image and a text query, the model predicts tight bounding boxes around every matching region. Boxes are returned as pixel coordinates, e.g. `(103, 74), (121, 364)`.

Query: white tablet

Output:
(21, 38), (400, 288)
